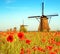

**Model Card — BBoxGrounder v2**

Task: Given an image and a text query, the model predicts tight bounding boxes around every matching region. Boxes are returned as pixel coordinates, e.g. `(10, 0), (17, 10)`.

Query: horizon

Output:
(0, 0), (60, 31)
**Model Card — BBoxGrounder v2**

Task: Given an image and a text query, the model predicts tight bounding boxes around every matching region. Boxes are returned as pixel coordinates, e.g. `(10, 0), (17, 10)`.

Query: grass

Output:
(0, 31), (60, 54)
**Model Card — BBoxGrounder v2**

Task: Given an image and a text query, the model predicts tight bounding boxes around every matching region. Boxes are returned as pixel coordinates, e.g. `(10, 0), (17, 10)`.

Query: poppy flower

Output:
(56, 42), (60, 46)
(26, 48), (31, 54)
(54, 32), (57, 36)
(41, 38), (46, 43)
(26, 39), (31, 45)
(20, 48), (24, 54)
(54, 32), (60, 36)
(32, 46), (38, 51)
(48, 38), (56, 45)
(7, 35), (13, 42)
(46, 46), (53, 51)
(10, 32), (14, 35)
(37, 47), (45, 52)
(49, 51), (56, 54)
(54, 49), (59, 53)
(18, 32), (25, 40)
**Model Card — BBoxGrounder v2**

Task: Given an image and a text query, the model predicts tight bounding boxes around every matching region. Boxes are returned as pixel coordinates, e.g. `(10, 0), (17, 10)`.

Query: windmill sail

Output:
(42, 2), (44, 16)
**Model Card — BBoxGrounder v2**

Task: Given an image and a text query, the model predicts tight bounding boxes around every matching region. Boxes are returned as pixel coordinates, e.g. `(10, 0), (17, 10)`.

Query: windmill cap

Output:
(41, 15), (48, 19)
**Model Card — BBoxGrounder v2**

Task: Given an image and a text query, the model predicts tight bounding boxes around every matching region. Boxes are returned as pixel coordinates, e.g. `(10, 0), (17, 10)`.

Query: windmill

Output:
(28, 2), (58, 31)
(20, 20), (28, 32)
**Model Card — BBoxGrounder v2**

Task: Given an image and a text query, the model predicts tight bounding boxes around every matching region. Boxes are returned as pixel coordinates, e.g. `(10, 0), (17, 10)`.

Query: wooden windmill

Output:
(20, 20), (28, 32)
(28, 2), (58, 31)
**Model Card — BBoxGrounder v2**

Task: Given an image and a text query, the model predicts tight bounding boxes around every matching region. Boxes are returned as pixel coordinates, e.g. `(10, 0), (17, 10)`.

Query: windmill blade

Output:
(28, 16), (41, 18)
(42, 2), (44, 16)
(46, 14), (58, 17)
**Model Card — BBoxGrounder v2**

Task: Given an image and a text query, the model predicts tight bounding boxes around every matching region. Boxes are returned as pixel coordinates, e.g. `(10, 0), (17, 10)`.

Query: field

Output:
(0, 31), (60, 54)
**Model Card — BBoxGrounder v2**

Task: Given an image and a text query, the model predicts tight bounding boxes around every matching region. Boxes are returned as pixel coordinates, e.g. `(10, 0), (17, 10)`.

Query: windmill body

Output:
(38, 16), (50, 31)
(28, 2), (58, 32)
(20, 20), (28, 32)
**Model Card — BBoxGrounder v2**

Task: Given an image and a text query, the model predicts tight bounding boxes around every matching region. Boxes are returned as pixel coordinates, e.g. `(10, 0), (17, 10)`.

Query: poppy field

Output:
(0, 31), (60, 54)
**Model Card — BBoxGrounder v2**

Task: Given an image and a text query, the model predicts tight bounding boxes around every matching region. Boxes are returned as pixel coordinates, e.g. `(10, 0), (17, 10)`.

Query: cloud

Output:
(6, 0), (14, 4)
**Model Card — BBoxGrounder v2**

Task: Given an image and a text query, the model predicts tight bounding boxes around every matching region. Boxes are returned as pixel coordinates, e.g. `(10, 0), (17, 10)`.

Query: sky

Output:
(0, 0), (60, 31)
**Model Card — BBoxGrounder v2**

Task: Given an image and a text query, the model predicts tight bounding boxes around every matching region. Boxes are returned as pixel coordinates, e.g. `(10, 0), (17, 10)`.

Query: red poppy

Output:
(54, 32), (60, 36)
(18, 32), (25, 40)
(56, 42), (60, 46)
(46, 46), (53, 51)
(10, 32), (14, 35)
(49, 51), (56, 54)
(37, 47), (45, 52)
(26, 39), (31, 45)
(20, 48), (24, 54)
(54, 49), (59, 53)
(41, 38), (46, 43)
(3, 32), (7, 36)
(6, 32), (10, 35)
(48, 38), (56, 45)
(7, 35), (13, 42)
(54, 32), (57, 36)
(32, 46), (38, 51)
(26, 48), (31, 54)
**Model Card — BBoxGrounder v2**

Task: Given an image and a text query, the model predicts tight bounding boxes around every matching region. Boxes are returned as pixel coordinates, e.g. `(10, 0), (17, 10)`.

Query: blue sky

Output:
(0, 0), (60, 31)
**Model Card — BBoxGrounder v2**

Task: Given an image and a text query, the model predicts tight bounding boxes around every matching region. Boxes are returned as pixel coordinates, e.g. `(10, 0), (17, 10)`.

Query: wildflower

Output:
(54, 32), (60, 36)
(7, 35), (13, 42)
(54, 32), (57, 36)
(41, 38), (46, 43)
(37, 46), (45, 52)
(48, 38), (56, 45)
(26, 48), (31, 54)
(32, 46), (37, 51)
(54, 49), (59, 53)
(46, 46), (53, 51)
(49, 51), (56, 54)
(10, 32), (14, 35)
(56, 41), (60, 46)
(3, 32), (7, 36)
(26, 39), (31, 45)
(20, 48), (24, 54)
(18, 32), (25, 40)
